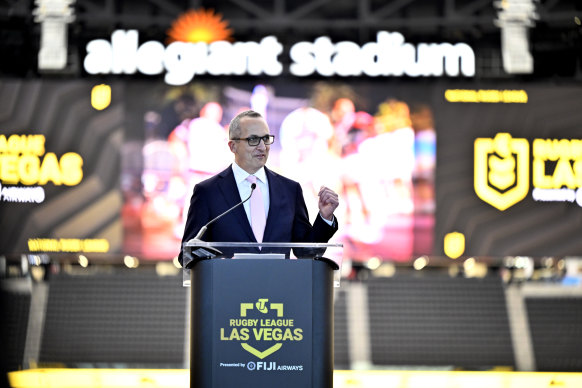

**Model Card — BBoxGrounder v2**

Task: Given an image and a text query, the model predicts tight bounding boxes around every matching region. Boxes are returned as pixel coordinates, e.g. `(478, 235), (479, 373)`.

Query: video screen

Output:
(0, 79), (123, 258)
(0, 79), (435, 262)
(3, 78), (581, 260)
(434, 83), (582, 257)
(121, 79), (436, 261)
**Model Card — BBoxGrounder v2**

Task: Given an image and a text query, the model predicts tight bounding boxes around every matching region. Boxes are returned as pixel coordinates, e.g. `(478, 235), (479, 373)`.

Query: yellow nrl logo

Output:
(474, 133), (529, 211)
(220, 298), (303, 359)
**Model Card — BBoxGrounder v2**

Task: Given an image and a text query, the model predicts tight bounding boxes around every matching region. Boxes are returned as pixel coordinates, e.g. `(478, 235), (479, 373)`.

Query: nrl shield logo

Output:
(474, 133), (529, 211)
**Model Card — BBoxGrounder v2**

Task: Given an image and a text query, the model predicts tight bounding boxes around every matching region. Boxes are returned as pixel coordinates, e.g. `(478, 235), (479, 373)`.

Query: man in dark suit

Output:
(178, 109), (339, 266)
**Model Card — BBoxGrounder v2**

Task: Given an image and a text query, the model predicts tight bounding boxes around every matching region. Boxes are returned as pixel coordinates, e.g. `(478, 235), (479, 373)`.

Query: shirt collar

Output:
(232, 162), (267, 185)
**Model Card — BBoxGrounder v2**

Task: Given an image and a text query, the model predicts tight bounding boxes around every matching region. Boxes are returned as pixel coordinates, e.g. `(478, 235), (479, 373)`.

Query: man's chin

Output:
(254, 158), (267, 167)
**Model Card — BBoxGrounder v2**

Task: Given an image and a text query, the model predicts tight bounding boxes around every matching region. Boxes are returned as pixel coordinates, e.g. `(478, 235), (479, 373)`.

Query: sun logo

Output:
(167, 8), (233, 44)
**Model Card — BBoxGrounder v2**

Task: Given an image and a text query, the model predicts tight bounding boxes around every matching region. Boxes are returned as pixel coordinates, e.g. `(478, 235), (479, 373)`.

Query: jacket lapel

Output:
(216, 166), (255, 242)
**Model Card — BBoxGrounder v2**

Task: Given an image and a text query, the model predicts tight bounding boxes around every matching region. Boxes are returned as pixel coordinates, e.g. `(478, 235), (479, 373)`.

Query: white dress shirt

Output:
(232, 163), (270, 225)
(231, 163), (335, 227)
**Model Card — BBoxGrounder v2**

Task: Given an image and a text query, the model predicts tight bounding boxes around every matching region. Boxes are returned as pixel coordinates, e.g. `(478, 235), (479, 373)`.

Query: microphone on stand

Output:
(184, 183), (256, 269)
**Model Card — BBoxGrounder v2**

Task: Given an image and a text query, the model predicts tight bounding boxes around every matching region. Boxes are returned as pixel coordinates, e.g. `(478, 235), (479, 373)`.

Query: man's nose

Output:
(256, 139), (267, 149)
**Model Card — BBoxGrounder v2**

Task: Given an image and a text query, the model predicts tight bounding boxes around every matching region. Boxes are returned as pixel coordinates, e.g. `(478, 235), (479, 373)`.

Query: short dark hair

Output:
(229, 110), (263, 139)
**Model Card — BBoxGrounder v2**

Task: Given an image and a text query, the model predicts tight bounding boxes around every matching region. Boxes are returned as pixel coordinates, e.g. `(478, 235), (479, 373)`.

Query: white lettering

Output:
(83, 30), (475, 84)
(233, 41), (260, 75)
(361, 40), (382, 76)
(289, 41), (316, 76)
(83, 30), (284, 85)
(84, 39), (112, 74)
(164, 41), (204, 85)
(259, 36), (284, 76)
(333, 41), (361, 76)
(443, 42), (475, 76)
(0, 184), (45, 203)
(314, 37), (335, 76)
(207, 41), (234, 75)
(532, 188), (576, 203)
(137, 41), (165, 75)
(112, 30), (138, 74)
(289, 31), (475, 78)
(381, 31), (406, 76)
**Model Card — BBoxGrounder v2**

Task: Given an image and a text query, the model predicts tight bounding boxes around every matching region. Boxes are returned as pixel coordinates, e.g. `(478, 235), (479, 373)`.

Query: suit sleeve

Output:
(178, 184), (211, 266)
(291, 183), (338, 244)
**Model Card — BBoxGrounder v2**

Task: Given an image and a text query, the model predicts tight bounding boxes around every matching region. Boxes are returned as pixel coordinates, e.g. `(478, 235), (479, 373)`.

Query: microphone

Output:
(184, 183), (256, 268)
(195, 183), (256, 240)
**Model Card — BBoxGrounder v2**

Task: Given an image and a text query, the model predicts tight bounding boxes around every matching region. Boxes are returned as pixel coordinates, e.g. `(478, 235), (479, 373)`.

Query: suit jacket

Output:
(179, 165), (338, 265)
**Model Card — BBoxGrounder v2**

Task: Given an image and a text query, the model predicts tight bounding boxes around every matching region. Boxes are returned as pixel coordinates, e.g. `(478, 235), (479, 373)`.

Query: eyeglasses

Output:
(230, 135), (275, 146)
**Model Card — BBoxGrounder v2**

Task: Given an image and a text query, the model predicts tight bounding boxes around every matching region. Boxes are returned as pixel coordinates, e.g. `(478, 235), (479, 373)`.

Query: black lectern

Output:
(183, 242), (343, 388)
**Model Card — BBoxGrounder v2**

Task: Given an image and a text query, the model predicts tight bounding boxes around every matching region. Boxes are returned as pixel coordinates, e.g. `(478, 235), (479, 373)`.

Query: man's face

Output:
(229, 116), (271, 174)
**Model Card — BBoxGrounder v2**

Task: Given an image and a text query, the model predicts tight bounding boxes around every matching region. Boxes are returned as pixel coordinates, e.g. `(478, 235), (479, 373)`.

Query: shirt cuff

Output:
(319, 213), (335, 226)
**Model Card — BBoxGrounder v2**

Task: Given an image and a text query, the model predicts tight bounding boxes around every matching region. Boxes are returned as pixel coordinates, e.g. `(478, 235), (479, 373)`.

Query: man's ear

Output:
(228, 140), (236, 153)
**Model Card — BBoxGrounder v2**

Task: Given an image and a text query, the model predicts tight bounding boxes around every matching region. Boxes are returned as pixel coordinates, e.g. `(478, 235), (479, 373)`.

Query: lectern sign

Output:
(210, 260), (313, 387)
(219, 298), (304, 362)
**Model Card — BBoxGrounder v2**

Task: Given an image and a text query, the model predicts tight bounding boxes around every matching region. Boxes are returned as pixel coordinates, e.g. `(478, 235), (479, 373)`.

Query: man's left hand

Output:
(318, 186), (339, 221)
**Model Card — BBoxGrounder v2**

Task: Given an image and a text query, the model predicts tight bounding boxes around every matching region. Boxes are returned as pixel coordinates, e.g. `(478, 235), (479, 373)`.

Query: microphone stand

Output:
(184, 184), (256, 269)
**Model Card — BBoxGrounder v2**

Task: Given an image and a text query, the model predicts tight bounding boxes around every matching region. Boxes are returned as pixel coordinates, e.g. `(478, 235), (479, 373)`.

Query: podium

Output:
(183, 241), (343, 388)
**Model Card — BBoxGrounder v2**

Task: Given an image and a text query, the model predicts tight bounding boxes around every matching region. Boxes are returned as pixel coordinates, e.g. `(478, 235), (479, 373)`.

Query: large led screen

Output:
(434, 83), (582, 257)
(121, 79), (436, 261)
(0, 78), (436, 262)
(3, 78), (579, 261)
(0, 80), (123, 258)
